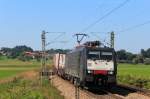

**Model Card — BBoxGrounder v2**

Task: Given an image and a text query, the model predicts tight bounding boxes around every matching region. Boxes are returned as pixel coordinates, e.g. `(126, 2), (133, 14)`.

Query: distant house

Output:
(24, 51), (42, 59)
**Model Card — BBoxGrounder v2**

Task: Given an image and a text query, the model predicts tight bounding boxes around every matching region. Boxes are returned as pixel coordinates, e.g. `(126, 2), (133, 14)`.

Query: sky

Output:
(0, 0), (150, 53)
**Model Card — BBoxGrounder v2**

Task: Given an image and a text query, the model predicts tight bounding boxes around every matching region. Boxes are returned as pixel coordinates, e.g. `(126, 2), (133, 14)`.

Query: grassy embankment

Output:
(0, 56), (63, 99)
(118, 63), (150, 89)
(0, 76), (64, 99)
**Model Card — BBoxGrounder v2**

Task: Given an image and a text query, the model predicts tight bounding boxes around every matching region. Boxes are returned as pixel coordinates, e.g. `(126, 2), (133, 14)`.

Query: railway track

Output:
(81, 84), (150, 99)
(83, 88), (124, 99)
(117, 84), (150, 97)
(82, 86), (125, 99)
(99, 89), (124, 99)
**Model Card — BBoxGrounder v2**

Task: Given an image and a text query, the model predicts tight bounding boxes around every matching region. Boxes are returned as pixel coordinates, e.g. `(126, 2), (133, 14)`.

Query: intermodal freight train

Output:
(53, 41), (117, 87)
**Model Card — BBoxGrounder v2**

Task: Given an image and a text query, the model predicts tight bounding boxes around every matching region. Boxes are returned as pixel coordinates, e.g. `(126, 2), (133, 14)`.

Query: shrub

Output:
(132, 58), (138, 64)
(144, 58), (150, 65)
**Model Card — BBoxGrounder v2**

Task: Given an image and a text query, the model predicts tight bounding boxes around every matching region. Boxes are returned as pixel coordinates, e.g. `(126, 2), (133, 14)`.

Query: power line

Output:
(90, 32), (109, 34)
(89, 20), (150, 34)
(46, 32), (66, 34)
(117, 20), (150, 33)
(89, 32), (107, 41)
(81, 0), (130, 32)
(52, 32), (66, 41)
(46, 32), (66, 46)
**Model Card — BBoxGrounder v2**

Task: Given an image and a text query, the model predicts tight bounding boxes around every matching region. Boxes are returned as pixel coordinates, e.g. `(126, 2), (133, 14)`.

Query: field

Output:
(1, 57), (150, 98)
(118, 64), (150, 89)
(0, 57), (40, 79)
(118, 64), (150, 78)
(0, 57), (63, 99)
(0, 72), (64, 99)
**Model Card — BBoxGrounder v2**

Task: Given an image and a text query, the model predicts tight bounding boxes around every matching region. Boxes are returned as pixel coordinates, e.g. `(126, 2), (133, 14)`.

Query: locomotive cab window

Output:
(88, 51), (100, 60)
(88, 51), (113, 61)
(101, 52), (113, 60)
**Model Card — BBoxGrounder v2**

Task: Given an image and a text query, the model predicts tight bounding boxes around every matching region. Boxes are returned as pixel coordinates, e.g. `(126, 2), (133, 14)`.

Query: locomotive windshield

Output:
(88, 51), (100, 59)
(88, 51), (113, 60)
(101, 52), (112, 60)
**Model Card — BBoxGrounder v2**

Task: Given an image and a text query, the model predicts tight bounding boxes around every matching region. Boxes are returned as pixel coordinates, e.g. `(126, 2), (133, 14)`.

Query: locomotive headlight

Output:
(88, 70), (91, 73)
(87, 70), (93, 73)
(108, 71), (114, 75)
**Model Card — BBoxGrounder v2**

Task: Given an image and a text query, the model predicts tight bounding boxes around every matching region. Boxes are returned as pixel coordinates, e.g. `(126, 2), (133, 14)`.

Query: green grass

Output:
(0, 70), (25, 78)
(0, 56), (63, 99)
(117, 63), (150, 89)
(0, 57), (41, 79)
(118, 64), (150, 78)
(0, 58), (40, 66)
(0, 67), (39, 79)
(0, 77), (64, 99)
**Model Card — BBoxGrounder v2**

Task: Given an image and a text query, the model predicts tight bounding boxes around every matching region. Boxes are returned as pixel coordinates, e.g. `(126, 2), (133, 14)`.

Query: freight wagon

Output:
(53, 53), (66, 76)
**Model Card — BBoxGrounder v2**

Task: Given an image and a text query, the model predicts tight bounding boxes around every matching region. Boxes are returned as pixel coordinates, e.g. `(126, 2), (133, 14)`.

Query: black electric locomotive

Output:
(64, 41), (117, 87)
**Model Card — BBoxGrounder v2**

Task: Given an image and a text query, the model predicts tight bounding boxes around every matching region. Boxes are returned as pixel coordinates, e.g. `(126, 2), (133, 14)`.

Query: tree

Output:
(1, 47), (12, 56)
(1, 45), (33, 59)
(146, 48), (150, 58)
(126, 52), (136, 61)
(132, 55), (144, 64)
(11, 45), (33, 58)
(141, 49), (147, 58)
(117, 49), (136, 63)
(144, 58), (150, 65)
(132, 57), (138, 64)
(116, 50), (127, 60)
(141, 48), (150, 58)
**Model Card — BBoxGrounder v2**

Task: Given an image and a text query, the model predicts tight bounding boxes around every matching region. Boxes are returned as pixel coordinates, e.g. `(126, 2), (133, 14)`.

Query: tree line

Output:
(116, 48), (150, 64)
(0, 45), (33, 61)
(0, 45), (70, 62)
(0, 45), (150, 64)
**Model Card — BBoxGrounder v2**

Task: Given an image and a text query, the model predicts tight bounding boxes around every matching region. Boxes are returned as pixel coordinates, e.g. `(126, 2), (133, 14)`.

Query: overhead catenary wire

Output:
(89, 20), (150, 35)
(52, 32), (66, 41)
(46, 32), (66, 46)
(46, 32), (66, 34)
(89, 32), (111, 47)
(46, 32), (78, 48)
(89, 32), (105, 41)
(117, 20), (150, 33)
(81, 0), (130, 32)
(89, 19), (150, 47)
